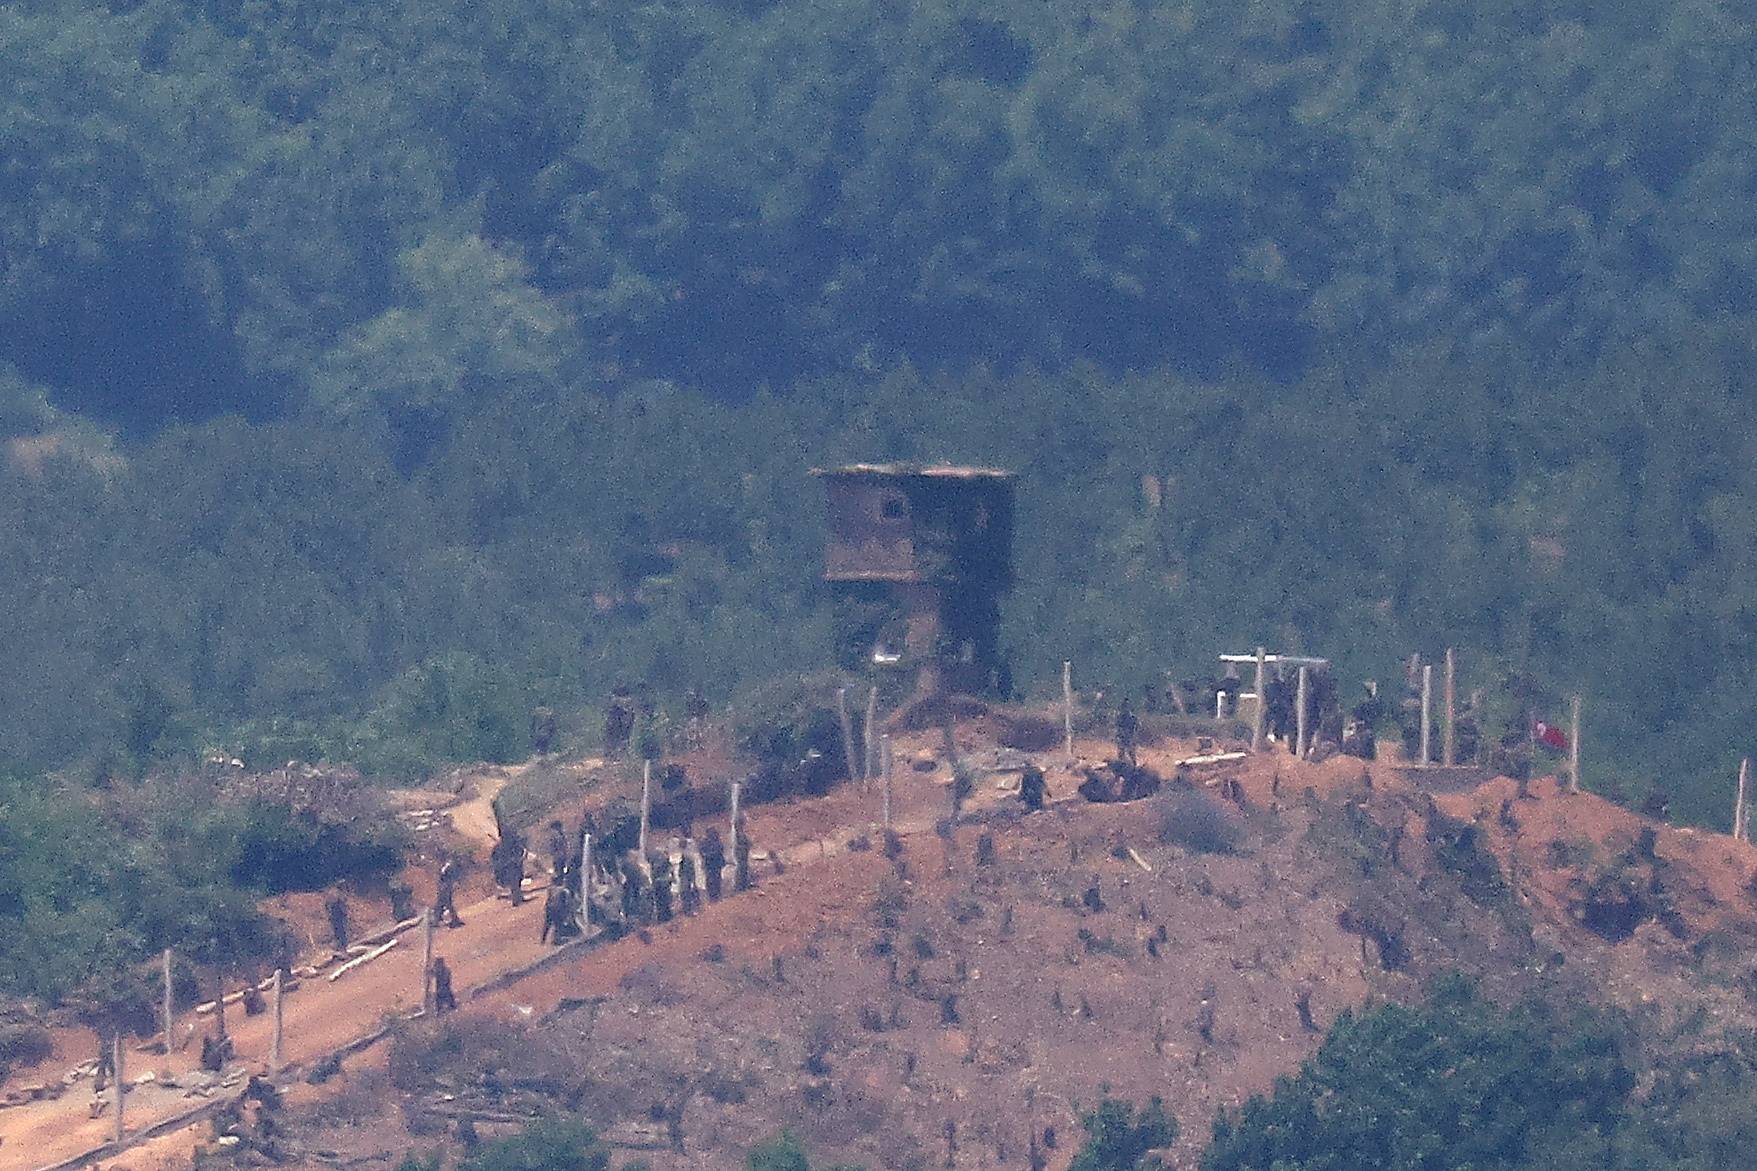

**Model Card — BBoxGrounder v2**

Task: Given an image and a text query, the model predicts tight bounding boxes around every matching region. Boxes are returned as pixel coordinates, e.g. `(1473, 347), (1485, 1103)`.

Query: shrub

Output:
(460, 1119), (609, 1171)
(1156, 791), (1243, 855)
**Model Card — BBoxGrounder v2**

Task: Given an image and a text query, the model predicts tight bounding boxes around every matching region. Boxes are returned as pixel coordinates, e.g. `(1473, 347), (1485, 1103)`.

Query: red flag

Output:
(1533, 720), (1569, 751)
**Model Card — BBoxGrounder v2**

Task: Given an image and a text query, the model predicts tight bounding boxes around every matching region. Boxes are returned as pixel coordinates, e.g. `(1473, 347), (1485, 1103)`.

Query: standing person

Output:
(325, 893), (350, 953)
(1114, 697), (1140, 766)
(546, 820), (570, 884)
(531, 705), (558, 756)
(700, 828), (725, 901)
(604, 686), (635, 757)
(1020, 765), (1047, 812)
(685, 686), (709, 746)
(435, 856), (464, 927)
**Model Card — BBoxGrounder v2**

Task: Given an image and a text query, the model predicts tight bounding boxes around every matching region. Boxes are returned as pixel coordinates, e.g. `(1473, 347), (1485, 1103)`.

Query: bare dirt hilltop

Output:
(12, 711), (1757, 1171)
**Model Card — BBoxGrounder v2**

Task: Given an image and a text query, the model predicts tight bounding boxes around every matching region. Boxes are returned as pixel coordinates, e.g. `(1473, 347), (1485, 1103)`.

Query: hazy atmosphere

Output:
(5, 1), (1757, 1168)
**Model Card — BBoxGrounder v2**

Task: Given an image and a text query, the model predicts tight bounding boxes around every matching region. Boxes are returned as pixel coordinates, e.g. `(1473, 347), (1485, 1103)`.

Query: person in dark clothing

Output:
(700, 827), (726, 900)
(546, 820), (570, 883)
(604, 686), (635, 757)
(540, 884), (574, 944)
(325, 894), (350, 952)
(1114, 698), (1140, 765)
(652, 855), (674, 922)
(435, 857), (464, 927)
(491, 827), (527, 906)
(531, 705), (558, 755)
(1020, 765), (1047, 812)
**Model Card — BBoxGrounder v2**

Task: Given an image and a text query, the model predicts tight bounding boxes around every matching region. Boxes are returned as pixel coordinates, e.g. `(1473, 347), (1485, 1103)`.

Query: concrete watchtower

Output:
(812, 463), (1015, 700)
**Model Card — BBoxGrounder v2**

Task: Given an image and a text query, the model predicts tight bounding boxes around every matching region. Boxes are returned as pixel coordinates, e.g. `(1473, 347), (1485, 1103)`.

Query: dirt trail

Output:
(0, 738), (992, 1170)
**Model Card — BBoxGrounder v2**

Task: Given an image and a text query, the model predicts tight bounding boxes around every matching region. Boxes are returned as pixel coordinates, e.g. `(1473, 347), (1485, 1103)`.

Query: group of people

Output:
(521, 810), (754, 946)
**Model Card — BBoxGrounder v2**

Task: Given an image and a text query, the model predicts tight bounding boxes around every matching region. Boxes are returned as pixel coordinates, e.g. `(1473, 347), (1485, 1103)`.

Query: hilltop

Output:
(26, 706), (1753, 1171)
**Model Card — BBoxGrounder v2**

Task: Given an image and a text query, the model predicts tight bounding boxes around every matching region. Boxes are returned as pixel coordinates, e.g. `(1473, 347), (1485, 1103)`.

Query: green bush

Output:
(460, 1119), (608, 1171)
(1069, 1097), (1177, 1171)
(1156, 791), (1243, 855)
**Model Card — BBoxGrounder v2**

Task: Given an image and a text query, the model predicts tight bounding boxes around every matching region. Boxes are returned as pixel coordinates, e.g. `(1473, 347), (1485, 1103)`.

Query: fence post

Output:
(270, 969), (284, 1074)
(881, 734), (894, 832)
(1295, 665), (1309, 759)
(1442, 648), (1457, 767)
(1251, 647), (1266, 752)
(1420, 663), (1432, 766)
(1063, 661), (1075, 759)
(863, 686), (879, 787)
(113, 1030), (125, 1142)
(837, 687), (858, 785)
(1568, 696), (1582, 793)
(421, 908), (436, 1017)
(1737, 759), (1749, 843)
(580, 832), (594, 931)
(726, 781), (742, 892)
(161, 948), (173, 1058)
(639, 759), (652, 857)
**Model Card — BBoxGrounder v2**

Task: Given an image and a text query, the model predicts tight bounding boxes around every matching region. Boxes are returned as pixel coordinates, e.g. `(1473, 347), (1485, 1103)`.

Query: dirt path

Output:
(0, 737), (1026, 1170)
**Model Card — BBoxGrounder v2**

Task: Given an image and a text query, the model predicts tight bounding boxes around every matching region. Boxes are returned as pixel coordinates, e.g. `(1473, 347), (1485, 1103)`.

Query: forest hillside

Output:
(4, 0), (1757, 828)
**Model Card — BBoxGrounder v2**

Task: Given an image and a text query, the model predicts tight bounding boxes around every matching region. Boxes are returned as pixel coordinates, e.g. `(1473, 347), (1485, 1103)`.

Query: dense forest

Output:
(5, 0), (1757, 826)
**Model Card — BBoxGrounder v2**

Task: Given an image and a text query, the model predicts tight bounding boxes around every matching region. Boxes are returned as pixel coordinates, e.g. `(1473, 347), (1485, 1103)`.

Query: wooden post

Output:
(1419, 664), (1432, 766)
(1568, 695), (1582, 794)
(881, 734), (894, 832)
(421, 907), (436, 1017)
(1062, 661), (1075, 759)
(837, 688), (859, 785)
(1736, 759), (1749, 843)
(1295, 665), (1309, 759)
(1442, 648), (1457, 767)
(728, 781), (742, 869)
(161, 948), (173, 1058)
(112, 1030), (125, 1142)
(863, 686), (879, 786)
(580, 832), (594, 930)
(1250, 647), (1266, 752)
(638, 759), (652, 857)
(269, 969), (284, 1074)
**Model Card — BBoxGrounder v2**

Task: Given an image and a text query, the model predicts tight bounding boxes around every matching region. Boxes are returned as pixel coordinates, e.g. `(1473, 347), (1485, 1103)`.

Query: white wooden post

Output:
(1063, 660), (1075, 759)
(1215, 689), (1226, 720)
(270, 969), (284, 1074)
(1420, 664), (1432, 766)
(161, 948), (173, 1058)
(421, 908), (436, 1016)
(1568, 695), (1582, 793)
(639, 759), (652, 857)
(882, 734), (894, 832)
(1443, 648), (1457, 767)
(863, 686), (879, 786)
(112, 1031), (125, 1142)
(1736, 759), (1749, 842)
(837, 688), (858, 784)
(1250, 647), (1266, 752)
(1295, 665), (1309, 759)
(727, 781), (742, 890)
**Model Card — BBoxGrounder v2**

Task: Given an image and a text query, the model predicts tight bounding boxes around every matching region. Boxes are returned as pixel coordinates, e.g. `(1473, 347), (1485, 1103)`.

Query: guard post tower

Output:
(813, 463), (1015, 703)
